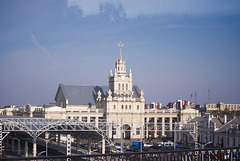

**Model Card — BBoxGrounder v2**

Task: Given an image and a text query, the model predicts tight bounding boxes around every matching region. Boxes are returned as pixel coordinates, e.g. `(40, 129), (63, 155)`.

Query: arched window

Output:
(114, 105), (116, 109)
(137, 105), (139, 109)
(122, 84), (124, 90)
(121, 105), (124, 109)
(125, 105), (128, 109)
(129, 105), (131, 109)
(126, 84), (128, 90)
(118, 83), (120, 90)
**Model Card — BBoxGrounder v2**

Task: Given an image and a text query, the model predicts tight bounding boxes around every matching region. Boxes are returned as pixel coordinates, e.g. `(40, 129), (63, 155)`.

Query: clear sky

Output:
(0, 0), (240, 107)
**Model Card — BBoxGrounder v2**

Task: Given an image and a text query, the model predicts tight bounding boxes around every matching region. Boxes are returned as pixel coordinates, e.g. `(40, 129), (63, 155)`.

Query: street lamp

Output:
(45, 137), (55, 156)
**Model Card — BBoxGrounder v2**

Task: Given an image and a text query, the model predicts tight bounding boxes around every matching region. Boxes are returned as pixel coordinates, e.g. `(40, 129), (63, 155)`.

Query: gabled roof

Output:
(55, 84), (142, 106)
(215, 117), (240, 133)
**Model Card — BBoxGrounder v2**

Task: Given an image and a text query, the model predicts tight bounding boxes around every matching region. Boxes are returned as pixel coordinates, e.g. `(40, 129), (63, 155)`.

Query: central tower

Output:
(108, 42), (133, 99)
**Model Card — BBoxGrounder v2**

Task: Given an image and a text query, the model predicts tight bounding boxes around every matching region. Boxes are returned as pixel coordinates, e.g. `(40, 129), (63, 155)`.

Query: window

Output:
(122, 105), (124, 109)
(122, 84), (124, 90)
(126, 84), (128, 90)
(125, 105), (128, 109)
(118, 83), (120, 90)
(136, 128), (140, 135)
(137, 105), (139, 109)
(67, 116), (71, 119)
(82, 117), (87, 122)
(113, 105), (116, 109)
(129, 105), (131, 109)
(90, 117), (96, 123)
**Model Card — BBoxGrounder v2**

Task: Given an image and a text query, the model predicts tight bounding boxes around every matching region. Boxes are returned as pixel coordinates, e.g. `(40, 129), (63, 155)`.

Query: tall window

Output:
(129, 105), (131, 109)
(113, 105), (116, 109)
(126, 84), (128, 90)
(118, 83), (120, 90)
(125, 105), (128, 109)
(122, 84), (124, 90)
(122, 105), (124, 109)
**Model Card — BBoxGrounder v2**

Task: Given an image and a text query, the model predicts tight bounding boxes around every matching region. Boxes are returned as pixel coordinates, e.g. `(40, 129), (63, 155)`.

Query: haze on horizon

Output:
(0, 0), (240, 107)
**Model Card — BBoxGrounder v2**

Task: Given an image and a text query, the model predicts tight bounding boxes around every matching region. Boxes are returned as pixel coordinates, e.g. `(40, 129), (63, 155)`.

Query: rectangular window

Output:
(82, 117), (87, 122)
(136, 128), (140, 135)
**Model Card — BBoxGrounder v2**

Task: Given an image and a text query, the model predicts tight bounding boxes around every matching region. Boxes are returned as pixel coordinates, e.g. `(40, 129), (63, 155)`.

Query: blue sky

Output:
(0, 0), (240, 107)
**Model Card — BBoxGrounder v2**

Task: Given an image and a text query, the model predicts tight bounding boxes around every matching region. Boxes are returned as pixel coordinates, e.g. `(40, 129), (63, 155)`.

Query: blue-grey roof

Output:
(57, 84), (142, 106)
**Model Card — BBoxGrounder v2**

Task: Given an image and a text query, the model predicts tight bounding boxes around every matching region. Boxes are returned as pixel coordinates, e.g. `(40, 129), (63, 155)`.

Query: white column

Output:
(162, 117), (165, 136)
(88, 137), (92, 155)
(33, 138), (37, 157)
(102, 137), (105, 154)
(169, 117), (173, 137)
(25, 141), (28, 157)
(67, 134), (71, 156)
(154, 117), (157, 138)
(146, 118), (149, 138)
(96, 117), (99, 128)
(17, 139), (20, 156)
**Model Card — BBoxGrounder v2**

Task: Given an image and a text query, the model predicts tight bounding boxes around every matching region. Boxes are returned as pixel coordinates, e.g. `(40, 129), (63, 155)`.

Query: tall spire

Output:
(118, 41), (123, 60)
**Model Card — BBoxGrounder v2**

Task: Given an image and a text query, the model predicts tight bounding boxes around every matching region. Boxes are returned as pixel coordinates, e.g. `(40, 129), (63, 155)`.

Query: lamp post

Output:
(44, 137), (55, 156)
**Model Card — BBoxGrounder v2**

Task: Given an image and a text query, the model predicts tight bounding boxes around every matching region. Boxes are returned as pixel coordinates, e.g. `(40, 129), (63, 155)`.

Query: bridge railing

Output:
(1, 147), (239, 161)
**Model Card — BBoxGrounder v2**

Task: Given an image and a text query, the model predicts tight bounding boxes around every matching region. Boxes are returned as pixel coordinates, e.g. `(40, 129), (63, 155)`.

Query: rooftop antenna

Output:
(191, 93), (193, 103)
(118, 42), (123, 60)
(195, 91), (197, 105)
(208, 87), (210, 105)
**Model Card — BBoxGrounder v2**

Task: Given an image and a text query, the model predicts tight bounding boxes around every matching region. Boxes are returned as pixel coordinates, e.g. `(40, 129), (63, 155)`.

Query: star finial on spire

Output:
(118, 41), (123, 60)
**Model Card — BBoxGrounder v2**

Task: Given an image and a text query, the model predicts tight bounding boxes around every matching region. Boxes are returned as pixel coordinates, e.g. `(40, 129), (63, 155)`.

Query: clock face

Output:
(121, 76), (125, 80)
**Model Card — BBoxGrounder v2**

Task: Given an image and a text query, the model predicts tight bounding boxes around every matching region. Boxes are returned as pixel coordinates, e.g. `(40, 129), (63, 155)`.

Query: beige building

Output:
(205, 102), (240, 111)
(1, 42), (199, 140)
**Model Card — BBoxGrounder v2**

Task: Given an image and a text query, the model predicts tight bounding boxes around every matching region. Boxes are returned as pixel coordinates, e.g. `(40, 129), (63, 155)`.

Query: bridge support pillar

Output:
(6, 137), (9, 150)
(67, 134), (71, 156)
(57, 133), (60, 147)
(88, 137), (91, 155)
(33, 138), (37, 157)
(25, 141), (28, 157)
(102, 137), (105, 154)
(11, 138), (14, 152)
(76, 135), (80, 150)
(17, 139), (20, 156)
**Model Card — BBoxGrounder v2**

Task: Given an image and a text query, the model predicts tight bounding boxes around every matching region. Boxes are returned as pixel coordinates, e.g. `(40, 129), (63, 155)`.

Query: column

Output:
(146, 118), (149, 138)
(6, 137), (9, 150)
(88, 137), (92, 155)
(33, 138), (37, 157)
(96, 117), (99, 128)
(11, 138), (14, 152)
(102, 137), (105, 154)
(17, 139), (20, 156)
(66, 134), (71, 156)
(154, 117), (157, 138)
(76, 135), (80, 150)
(162, 117), (165, 137)
(25, 141), (28, 157)
(169, 117), (173, 137)
(58, 133), (60, 147)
